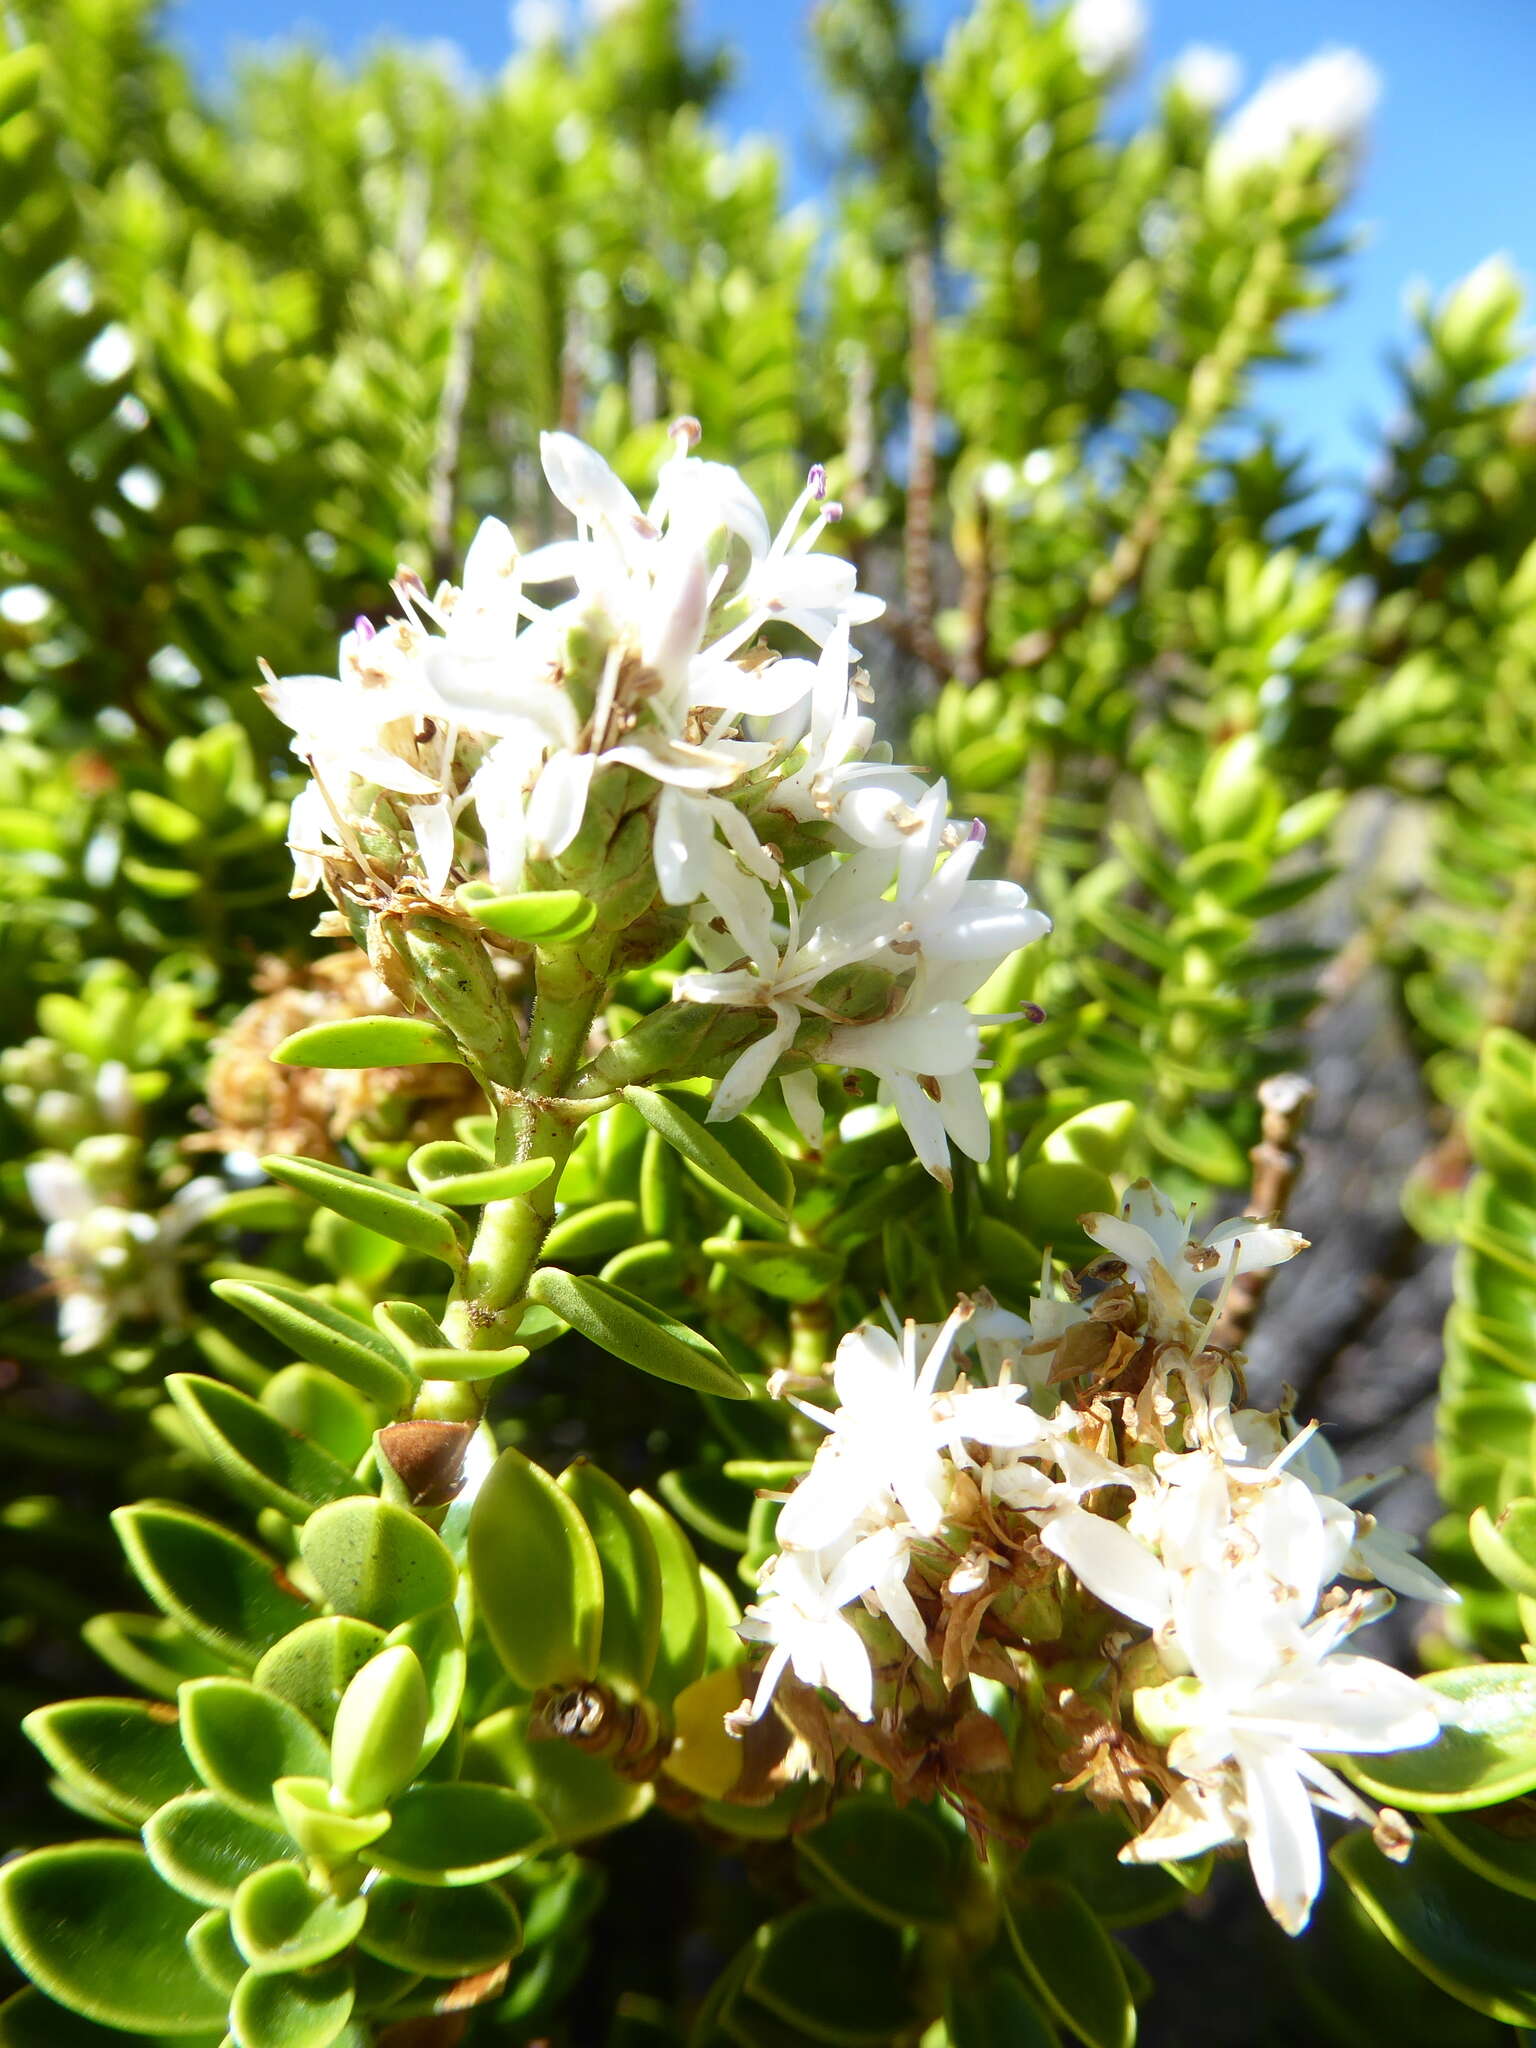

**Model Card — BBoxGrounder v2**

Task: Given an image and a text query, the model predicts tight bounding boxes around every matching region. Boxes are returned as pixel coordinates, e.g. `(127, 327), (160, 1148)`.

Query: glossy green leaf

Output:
(701, 1237), (844, 1304)
(457, 884), (597, 941)
(22, 1699), (195, 1825)
(1017, 1810), (1186, 1929)
(468, 1447), (604, 1688)
(1003, 1883), (1135, 2048)
(559, 1461), (662, 1695)
(372, 1299), (528, 1382)
(254, 1617), (387, 1738)
(623, 1087), (791, 1220)
(211, 1281), (414, 1411)
(0, 1986), (223, 2048)
(358, 1876), (521, 1977)
(81, 1614), (230, 1702)
(259, 1158), (464, 1268)
(1346, 1666), (1536, 1811)
(1333, 1830), (1536, 2025)
(144, 1793), (293, 1909)
(407, 1158), (554, 1207)
(261, 1369), (375, 1470)
(167, 1375), (366, 1519)
(180, 1679), (330, 1823)
(112, 1504), (310, 1668)
(374, 1782), (551, 1886)
(794, 1798), (957, 1928)
(542, 1199), (644, 1262)
(384, 1605), (465, 1773)
(270, 1778), (390, 1865)
(0, 1844), (226, 2035)
(231, 1862), (366, 1974)
(329, 1646), (428, 1814)
(271, 1017), (462, 1069)
(229, 1960), (354, 2048)
(298, 1497), (458, 1629)
(188, 1908), (252, 1994)
(465, 1707), (652, 1845)
(746, 1904), (916, 2044)
(1469, 1500), (1536, 1596)
(529, 1267), (748, 1400)
(1425, 1808), (1536, 1899)
(947, 1971), (1060, 2048)
(628, 1490), (707, 1706)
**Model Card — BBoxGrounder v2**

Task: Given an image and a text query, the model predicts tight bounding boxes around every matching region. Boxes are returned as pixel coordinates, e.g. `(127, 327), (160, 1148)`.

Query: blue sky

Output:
(169, 0), (1536, 492)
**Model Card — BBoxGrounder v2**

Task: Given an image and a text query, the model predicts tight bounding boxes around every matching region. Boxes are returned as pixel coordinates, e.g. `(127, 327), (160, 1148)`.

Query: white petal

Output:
(781, 1068), (825, 1146)
(1040, 1507), (1171, 1631)
(540, 430), (645, 534)
(525, 750), (595, 861)
(1235, 1740), (1322, 1936)
(408, 799), (456, 896)
(707, 1004), (799, 1122)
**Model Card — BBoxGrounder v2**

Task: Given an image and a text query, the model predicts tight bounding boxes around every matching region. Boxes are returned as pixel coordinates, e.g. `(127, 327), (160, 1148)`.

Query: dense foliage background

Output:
(6, 0), (1536, 2042)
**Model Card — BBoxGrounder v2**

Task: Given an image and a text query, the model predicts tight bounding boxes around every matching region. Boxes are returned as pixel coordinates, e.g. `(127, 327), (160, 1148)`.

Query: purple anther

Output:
(823, 500), (844, 522)
(669, 415), (702, 446)
(808, 462), (827, 500)
(353, 615), (376, 642)
(1020, 1001), (1048, 1025)
(967, 817), (987, 845)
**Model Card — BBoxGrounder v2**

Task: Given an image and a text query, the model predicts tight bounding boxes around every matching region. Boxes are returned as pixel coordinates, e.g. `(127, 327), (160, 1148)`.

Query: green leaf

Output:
(374, 1783), (551, 1886)
(1017, 1810), (1186, 1929)
(144, 1793), (293, 1910)
(1345, 1667), (1536, 1811)
(187, 1910), (246, 1995)
(231, 1863), (366, 1974)
(228, 1960), (355, 2048)
(947, 1971), (1060, 2048)
(465, 1707), (652, 1846)
(271, 1018), (463, 1069)
(259, 1158), (465, 1269)
(254, 1617), (387, 1738)
(409, 1160), (553, 1206)
(112, 1504), (311, 1668)
(298, 1497), (458, 1629)
(623, 1088), (791, 1220)
(457, 884), (597, 941)
(794, 1798), (957, 1928)
(358, 1876), (521, 1978)
(701, 1238), (844, 1304)
(22, 1699), (196, 1825)
(179, 1679), (330, 1824)
(270, 1778), (389, 1865)
(1013, 1161), (1117, 1246)
(559, 1461), (662, 1696)
(329, 1646), (428, 1814)
(0, 1844), (226, 2035)
(1333, 1830), (1536, 2026)
(262, 1369), (376, 1471)
(211, 1280), (414, 1411)
(167, 1375), (367, 1520)
(81, 1614), (230, 1703)
(384, 1606), (465, 1774)
(628, 1490), (708, 1706)
(1003, 1883), (1135, 2048)
(745, 1904), (917, 2044)
(0, 1986), (223, 2048)
(372, 1299), (528, 1382)
(468, 1448), (604, 1688)
(1425, 1809), (1536, 1900)
(1469, 1500), (1536, 1596)
(542, 1199), (644, 1262)
(528, 1267), (748, 1400)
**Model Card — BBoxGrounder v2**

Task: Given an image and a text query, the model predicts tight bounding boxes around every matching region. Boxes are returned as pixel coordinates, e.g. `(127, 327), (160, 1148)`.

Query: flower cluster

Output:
(261, 425), (1049, 1180)
(1210, 47), (1380, 185)
(23, 1149), (222, 1354)
(734, 1180), (1449, 1935)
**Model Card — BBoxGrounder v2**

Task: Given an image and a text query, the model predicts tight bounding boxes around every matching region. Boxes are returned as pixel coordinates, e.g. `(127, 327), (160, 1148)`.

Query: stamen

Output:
(353, 616), (376, 642)
(808, 462), (827, 500)
(668, 415), (702, 448)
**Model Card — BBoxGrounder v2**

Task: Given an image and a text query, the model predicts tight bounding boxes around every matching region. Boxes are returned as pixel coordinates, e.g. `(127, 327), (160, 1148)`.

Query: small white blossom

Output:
(1067, 0), (1145, 79)
(1211, 48), (1380, 185)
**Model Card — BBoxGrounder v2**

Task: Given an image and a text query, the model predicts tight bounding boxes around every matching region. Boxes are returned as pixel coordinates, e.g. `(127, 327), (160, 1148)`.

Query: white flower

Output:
(25, 1159), (223, 1354)
(1067, 0), (1145, 78)
(821, 1002), (990, 1189)
(1081, 1180), (1305, 1346)
(1210, 48), (1380, 184)
(1285, 1433), (1457, 1605)
(734, 1544), (885, 1724)
(1169, 44), (1241, 111)
(1129, 1563), (1440, 1934)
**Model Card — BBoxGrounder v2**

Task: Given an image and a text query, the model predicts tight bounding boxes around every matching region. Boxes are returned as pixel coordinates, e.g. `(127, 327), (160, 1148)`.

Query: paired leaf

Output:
(254, 1617), (387, 1738)
(259, 1157), (464, 1268)
(359, 1876), (521, 1977)
(112, 1504), (310, 1667)
(468, 1448), (604, 1689)
(144, 1793), (293, 1909)
(1004, 1882), (1135, 2048)
(623, 1087), (791, 1220)
(231, 1862), (366, 1974)
(629, 1489), (708, 1706)
(529, 1267), (748, 1400)
(211, 1280), (413, 1411)
(298, 1497), (458, 1629)
(271, 1017), (462, 1069)
(559, 1462), (662, 1696)
(1346, 1667), (1536, 1811)
(745, 1904), (917, 2044)
(374, 1783), (551, 1887)
(167, 1375), (367, 1519)
(22, 1699), (195, 1825)
(795, 1799), (958, 1929)
(179, 1679), (330, 1824)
